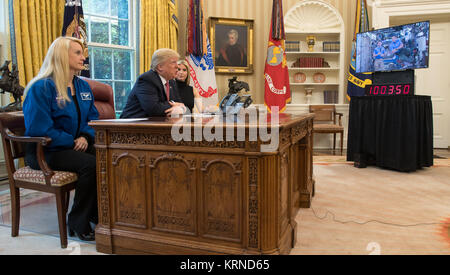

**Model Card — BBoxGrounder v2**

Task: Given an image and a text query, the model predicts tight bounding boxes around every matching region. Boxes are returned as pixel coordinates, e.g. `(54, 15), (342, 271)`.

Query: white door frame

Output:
(372, 0), (450, 29)
(372, 0), (450, 149)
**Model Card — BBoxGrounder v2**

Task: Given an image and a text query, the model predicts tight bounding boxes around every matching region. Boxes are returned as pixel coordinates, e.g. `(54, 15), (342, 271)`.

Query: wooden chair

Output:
(0, 112), (78, 248)
(309, 105), (344, 155)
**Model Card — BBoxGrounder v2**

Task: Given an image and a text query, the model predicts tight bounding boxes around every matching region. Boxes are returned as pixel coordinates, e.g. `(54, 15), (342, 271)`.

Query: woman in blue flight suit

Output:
(23, 36), (99, 241)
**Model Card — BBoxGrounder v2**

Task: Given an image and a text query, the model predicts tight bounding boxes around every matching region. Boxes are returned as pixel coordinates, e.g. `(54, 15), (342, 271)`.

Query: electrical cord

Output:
(310, 207), (450, 228)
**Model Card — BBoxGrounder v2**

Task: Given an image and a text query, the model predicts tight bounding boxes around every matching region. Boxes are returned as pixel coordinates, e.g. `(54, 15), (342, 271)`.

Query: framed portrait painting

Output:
(209, 17), (254, 74)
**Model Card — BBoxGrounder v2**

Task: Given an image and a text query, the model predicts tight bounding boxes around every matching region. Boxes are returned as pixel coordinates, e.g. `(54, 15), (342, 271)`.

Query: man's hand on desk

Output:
(165, 101), (187, 116)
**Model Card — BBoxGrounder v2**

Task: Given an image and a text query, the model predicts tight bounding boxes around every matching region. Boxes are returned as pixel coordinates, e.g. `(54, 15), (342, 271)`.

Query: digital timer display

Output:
(365, 83), (414, 96)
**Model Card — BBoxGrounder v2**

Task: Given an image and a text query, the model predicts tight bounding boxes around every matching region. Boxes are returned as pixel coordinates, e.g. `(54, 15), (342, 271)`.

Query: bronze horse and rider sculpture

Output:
(0, 60), (24, 112)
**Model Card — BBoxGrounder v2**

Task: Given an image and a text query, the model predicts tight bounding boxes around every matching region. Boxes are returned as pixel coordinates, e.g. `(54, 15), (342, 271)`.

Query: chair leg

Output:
(340, 132), (344, 156)
(55, 190), (68, 249)
(64, 191), (71, 213)
(9, 186), (20, 237)
(333, 133), (337, 155)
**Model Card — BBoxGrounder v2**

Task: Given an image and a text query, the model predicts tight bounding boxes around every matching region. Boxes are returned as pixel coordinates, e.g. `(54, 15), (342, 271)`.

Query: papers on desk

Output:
(183, 113), (218, 118)
(99, 118), (150, 122)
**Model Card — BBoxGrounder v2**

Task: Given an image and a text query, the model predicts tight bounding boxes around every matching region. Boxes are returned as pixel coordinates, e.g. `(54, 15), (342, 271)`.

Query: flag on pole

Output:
(264, 0), (291, 113)
(186, 0), (218, 108)
(347, 0), (372, 100)
(62, 0), (90, 77)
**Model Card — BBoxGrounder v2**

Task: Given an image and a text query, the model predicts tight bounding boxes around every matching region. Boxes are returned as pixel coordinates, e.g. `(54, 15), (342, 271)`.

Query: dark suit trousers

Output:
(25, 145), (98, 234)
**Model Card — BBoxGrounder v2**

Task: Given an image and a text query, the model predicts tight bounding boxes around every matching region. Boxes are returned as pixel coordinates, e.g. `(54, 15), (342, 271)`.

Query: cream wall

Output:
(177, 0), (367, 104)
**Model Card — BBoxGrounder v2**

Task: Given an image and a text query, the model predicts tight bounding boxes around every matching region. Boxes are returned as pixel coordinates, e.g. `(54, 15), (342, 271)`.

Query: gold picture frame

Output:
(209, 17), (254, 74)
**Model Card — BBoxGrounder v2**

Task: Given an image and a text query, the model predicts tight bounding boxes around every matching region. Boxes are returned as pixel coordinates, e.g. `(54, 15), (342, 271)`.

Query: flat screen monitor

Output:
(356, 21), (430, 73)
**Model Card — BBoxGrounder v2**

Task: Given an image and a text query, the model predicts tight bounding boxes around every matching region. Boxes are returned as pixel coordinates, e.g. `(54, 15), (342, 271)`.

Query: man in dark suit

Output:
(121, 48), (186, 118)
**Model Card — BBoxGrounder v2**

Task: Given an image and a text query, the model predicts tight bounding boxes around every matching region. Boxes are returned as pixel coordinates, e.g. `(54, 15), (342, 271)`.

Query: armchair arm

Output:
(36, 142), (55, 184)
(4, 129), (52, 146)
(4, 129), (55, 186)
(335, 112), (344, 126)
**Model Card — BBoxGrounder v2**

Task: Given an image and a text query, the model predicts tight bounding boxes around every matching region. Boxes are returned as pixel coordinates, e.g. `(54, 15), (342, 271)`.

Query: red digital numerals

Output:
(367, 84), (410, 96)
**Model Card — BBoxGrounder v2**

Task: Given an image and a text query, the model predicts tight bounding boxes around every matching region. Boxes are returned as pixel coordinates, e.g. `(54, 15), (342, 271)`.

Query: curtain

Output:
(140, 0), (178, 74)
(12, 0), (65, 87)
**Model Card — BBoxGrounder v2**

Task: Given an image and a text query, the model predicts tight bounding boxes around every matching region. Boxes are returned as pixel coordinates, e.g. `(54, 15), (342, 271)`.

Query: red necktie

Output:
(165, 82), (170, 101)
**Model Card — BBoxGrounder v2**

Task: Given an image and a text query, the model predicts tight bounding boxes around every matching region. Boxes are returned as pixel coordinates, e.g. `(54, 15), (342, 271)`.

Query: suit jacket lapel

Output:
(150, 70), (167, 100)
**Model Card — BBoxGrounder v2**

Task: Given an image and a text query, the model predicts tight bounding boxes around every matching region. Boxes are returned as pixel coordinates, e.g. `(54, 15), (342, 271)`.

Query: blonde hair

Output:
(24, 36), (84, 107)
(150, 48), (180, 71)
(177, 59), (190, 85)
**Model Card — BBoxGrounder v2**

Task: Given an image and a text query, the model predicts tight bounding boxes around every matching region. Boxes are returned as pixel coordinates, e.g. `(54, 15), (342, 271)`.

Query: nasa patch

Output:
(80, 92), (92, 101)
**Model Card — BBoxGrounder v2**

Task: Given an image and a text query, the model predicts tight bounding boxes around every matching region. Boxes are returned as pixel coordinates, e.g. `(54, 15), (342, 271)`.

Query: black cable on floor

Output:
(310, 207), (450, 227)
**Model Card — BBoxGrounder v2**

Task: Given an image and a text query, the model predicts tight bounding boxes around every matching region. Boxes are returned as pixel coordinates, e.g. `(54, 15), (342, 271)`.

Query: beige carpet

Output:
(0, 157), (449, 255)
(0, 225), (100, 255)
(313, 155), (450, 166)
(291, 161), (450, 255)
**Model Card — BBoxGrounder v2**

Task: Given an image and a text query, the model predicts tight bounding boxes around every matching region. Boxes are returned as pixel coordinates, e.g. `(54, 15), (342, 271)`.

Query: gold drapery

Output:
(13, 0), (65, 87)
(140, 0), (178, 74)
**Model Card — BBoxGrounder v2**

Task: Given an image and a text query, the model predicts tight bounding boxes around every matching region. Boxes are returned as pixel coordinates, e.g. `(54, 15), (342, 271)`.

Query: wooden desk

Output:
(90, 112), (314, 254)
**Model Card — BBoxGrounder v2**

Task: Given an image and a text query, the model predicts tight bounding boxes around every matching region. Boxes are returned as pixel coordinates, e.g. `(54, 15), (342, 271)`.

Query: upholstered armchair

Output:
(81, 77), (116, 119)
(0, 112), (77, 248)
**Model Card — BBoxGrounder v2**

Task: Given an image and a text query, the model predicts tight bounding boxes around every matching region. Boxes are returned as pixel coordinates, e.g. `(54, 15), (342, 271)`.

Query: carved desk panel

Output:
(90, 113), (314, 254)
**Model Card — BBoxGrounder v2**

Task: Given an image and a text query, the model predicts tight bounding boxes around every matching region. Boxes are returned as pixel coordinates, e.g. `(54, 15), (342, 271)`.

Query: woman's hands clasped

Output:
(74, 137), (88, 152)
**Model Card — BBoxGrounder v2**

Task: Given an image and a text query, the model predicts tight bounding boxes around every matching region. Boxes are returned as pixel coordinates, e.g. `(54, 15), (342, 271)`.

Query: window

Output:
(83, 0), (137, 116)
